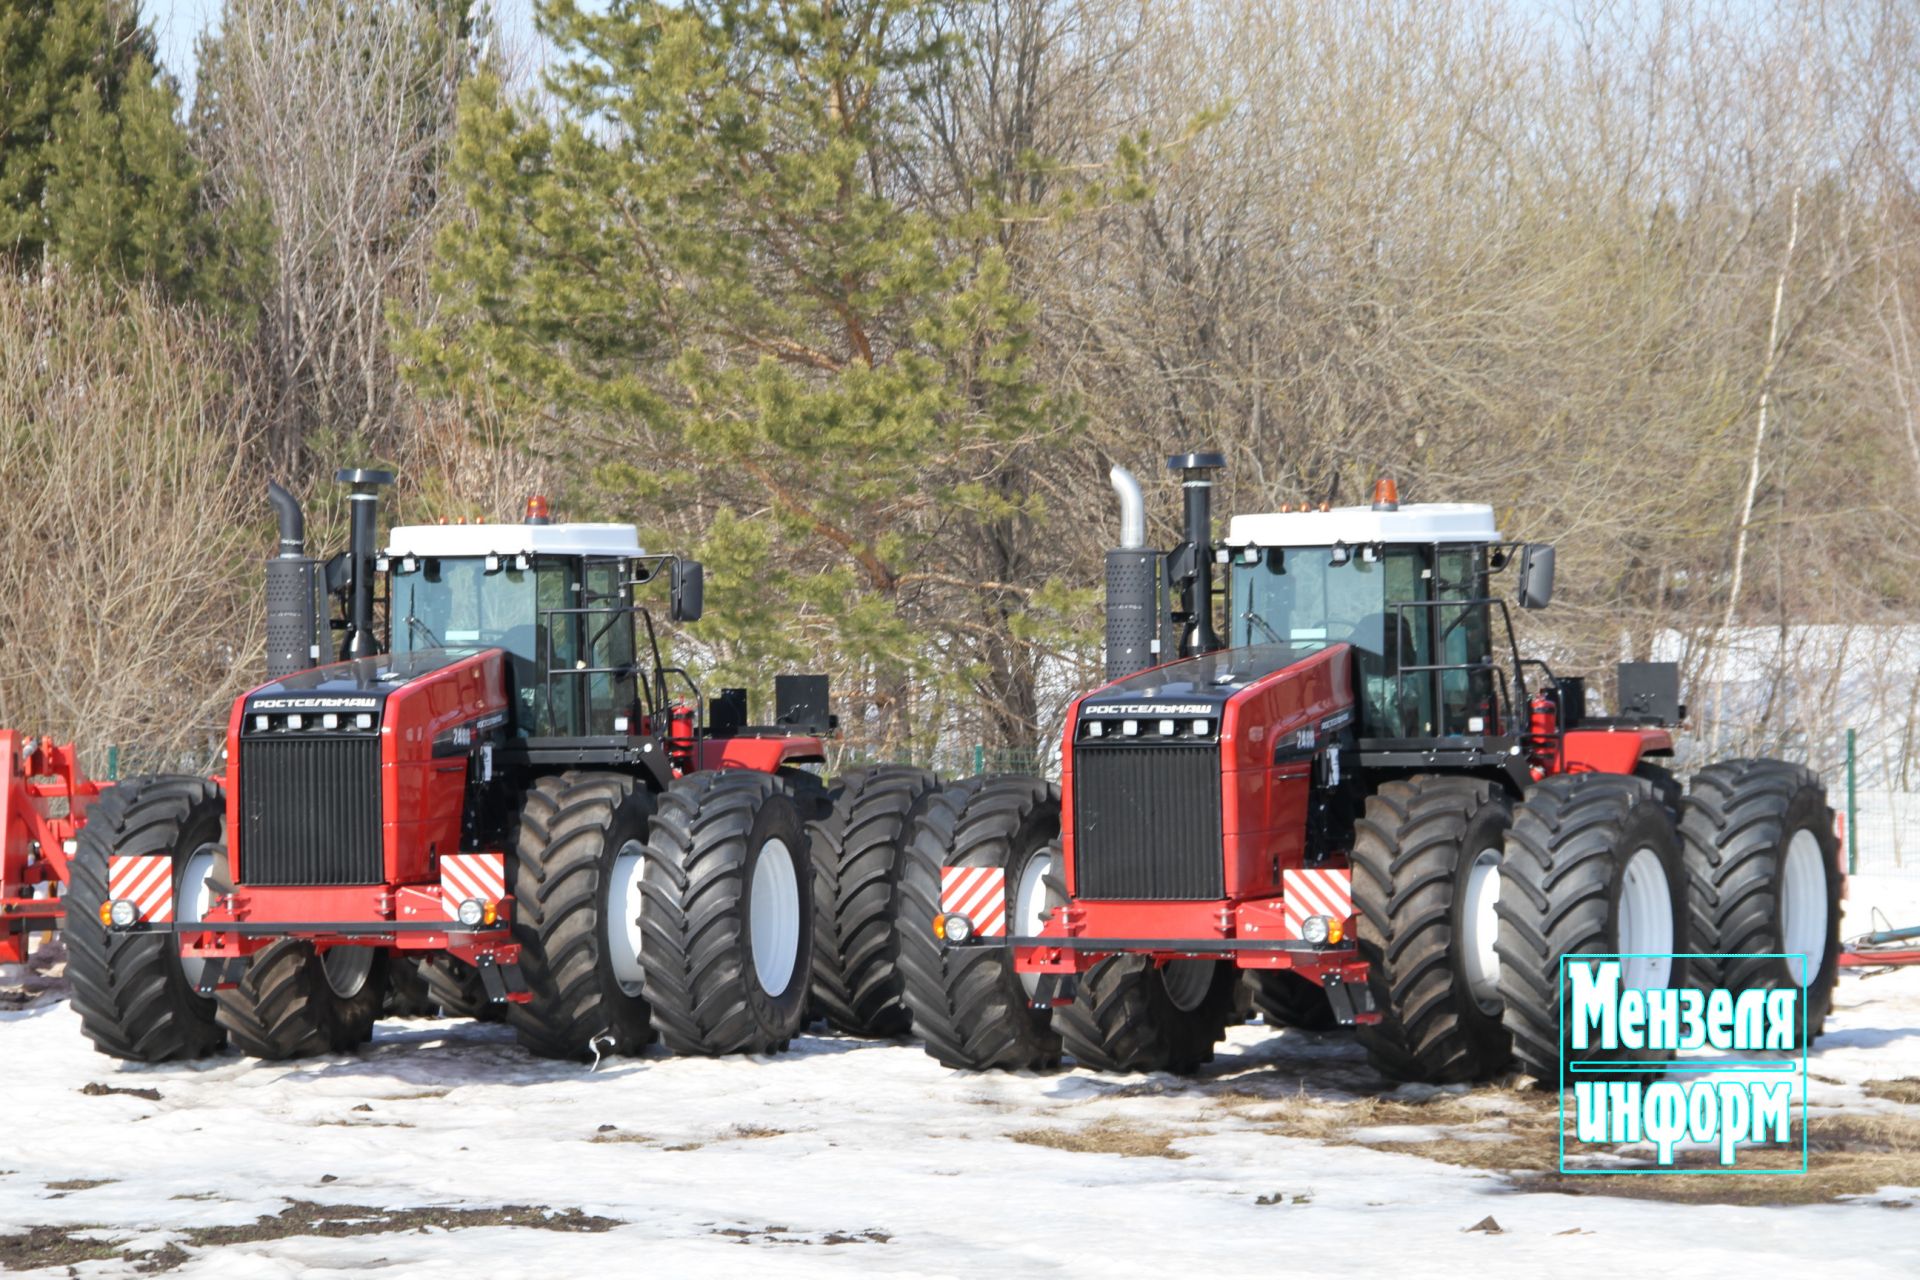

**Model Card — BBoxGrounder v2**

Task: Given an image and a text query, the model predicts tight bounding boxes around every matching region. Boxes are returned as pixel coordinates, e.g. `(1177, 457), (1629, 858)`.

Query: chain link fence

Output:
(1837, 728), (1920, 875)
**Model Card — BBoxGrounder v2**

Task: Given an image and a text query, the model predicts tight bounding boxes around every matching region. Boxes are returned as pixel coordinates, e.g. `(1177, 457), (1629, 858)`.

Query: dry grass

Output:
(0, 1202), (620, 1274)
(1228, 1081), (1920, 1208)
(588, 1131), (654, 1145)
(729, 1126), (786, 1140)
(1009, 1118), (1192, 1160)
(1864, 1079), (1920, 1107)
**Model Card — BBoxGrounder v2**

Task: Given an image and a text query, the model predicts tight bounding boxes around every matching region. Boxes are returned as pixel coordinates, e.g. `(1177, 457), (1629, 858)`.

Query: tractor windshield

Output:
(388, 555), (639, 738)
(391, 556), (539, 664)
(1229, 545), (1498, 739)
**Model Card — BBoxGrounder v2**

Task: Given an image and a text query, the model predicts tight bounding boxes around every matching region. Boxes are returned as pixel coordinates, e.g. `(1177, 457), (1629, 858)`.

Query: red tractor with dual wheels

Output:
(904, 453), (1844, 1085)
(64, 470), (839, 1064)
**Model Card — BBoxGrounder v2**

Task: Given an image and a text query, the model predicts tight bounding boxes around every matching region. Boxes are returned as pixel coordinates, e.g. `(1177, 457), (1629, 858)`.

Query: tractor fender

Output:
(1558, 727), (1673, 776)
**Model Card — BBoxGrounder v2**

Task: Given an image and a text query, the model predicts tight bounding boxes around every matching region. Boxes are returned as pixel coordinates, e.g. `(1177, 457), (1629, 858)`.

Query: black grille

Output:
(238, 736), (384, 885)
(1072, 743), (1224, 899)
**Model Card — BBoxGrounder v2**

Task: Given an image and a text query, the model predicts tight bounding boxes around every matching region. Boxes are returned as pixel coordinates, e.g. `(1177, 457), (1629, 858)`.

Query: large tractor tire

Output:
(506, 772), (659, 1060)
(66, 776), (227, 1062)
(1351, 776), (1515, 1083)
(895, 775), (1062, 1071)
(1496, 774), (1689, 1085)
(1055, 955), (1239, 1074)
(808, 766), (941, 1036)
(216, 940), (388, 1060)
(1680, 759), (1841, 1044)
(640, 770), (814, 1055)
(1247, 970), (1338, 1031)
(388, 954), (503, 1022)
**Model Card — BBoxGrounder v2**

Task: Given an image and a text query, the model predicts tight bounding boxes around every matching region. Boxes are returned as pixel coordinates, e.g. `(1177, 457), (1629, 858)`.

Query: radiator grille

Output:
(238, 736), (384, 885)
(1072, 743), (1224, 900)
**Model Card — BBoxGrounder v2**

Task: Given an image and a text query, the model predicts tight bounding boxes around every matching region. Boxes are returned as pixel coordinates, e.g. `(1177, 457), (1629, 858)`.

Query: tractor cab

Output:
(381, 514), (692, 742)
(1221, 490), (1519, 742)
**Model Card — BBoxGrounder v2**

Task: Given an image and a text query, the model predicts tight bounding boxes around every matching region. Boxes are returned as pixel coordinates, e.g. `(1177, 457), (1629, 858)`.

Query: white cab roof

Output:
(385, 523), (644, 560)
(1226, 502), (1498, 547)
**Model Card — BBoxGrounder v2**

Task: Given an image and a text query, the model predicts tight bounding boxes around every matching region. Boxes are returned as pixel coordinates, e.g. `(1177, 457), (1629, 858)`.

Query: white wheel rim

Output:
(749, 837), (801, 998)
(322, 945), (374, 999)
(1781, 828), (1828, 986)
(175, 846), (219, 989)
(608, 839), (647, 997)
(1013, 851), (1053, 999)
(1617, 847), (1675, 991)
(1161, 959), (1216, 1012)
(1462, 847), (1503, 1009)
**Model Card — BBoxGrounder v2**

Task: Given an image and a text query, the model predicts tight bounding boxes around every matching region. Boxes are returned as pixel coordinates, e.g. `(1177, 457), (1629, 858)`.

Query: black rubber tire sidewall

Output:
(1773, 784), (1843, 1036)
(66, 778), (227, 1061)
(591, 790), (657, 1040)
(1588, 795), (1688, 1075)
(1449, 793), (1515, 1037)
(736, 792), (814, 1036)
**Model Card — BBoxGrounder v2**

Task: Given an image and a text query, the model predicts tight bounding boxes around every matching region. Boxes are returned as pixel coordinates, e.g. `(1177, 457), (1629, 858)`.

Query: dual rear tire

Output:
(506, 769), (814, 1060)
(1355, 761), (1839, 1086)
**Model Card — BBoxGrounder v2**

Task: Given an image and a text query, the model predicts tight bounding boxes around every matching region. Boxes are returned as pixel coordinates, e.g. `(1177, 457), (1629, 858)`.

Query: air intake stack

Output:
(1168, 451), (1226, 657)
(337, 468), (395, 660)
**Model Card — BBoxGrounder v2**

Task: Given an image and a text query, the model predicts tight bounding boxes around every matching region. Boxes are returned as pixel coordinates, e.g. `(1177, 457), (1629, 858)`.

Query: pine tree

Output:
(405, 0), (1082, 759)
(0, 0), (263, 317)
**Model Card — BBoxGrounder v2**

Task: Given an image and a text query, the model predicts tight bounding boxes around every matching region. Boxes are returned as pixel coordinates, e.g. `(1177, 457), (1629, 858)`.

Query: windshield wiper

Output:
(1242, 611), (1284, 645)
(404, 584), (442, 649)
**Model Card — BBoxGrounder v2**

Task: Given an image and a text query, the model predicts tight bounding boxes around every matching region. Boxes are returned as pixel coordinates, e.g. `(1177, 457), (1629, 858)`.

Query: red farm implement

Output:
(1, 732), (104, 967)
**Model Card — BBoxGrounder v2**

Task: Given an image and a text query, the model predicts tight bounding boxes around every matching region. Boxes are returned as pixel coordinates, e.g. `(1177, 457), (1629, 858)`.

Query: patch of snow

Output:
(0, 877), (1915, 1276)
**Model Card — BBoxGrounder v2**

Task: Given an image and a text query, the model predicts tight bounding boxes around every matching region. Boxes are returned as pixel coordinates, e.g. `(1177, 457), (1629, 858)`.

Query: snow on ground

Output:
(3, 879), (1920, 1278)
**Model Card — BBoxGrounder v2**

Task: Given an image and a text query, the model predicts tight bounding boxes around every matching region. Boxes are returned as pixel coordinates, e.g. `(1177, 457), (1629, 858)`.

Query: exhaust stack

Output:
(1168, 451), (1226, 656)
(263, 483), (321, 679)
(1104, 466), (1158, 680)
(336, 468), (395, 661)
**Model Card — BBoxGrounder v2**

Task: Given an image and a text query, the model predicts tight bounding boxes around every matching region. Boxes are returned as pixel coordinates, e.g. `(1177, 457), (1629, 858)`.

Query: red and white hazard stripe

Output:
(440, 852), (506, 920)
(108, 855), (174, 924)
(940, 865), (1008, 938)
(1281, 867), (1353, 941)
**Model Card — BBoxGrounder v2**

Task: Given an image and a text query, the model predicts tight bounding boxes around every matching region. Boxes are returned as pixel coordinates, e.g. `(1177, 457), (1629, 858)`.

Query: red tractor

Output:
(64, 470), (836, 1063)
(900, 453), (1845, 1084)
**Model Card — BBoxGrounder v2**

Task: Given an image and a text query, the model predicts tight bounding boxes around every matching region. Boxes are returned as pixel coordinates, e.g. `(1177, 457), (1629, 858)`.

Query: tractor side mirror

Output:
(1517, 543), (1555, 610)
(670, 559), (705, 623)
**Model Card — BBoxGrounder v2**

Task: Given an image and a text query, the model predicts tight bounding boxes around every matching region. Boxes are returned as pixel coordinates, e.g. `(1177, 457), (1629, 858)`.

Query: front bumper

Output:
(110, 882), (525, 1000)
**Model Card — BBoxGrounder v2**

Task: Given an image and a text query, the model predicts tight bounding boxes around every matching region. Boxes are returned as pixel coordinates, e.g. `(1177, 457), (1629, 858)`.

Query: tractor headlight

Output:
(109, 899), (138, 929)
(942, 913), (975, 944)
(457, 898), (486, 929)
(1302, 914), (1331, 945)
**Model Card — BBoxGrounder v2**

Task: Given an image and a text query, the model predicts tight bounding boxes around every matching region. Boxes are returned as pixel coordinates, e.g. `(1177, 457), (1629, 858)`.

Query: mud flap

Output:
(1321, 969), (1376, 1026)
(191, 956), (250, 996)
(476, 954), (531, 1004)
(1029, 971), (1078, 1008)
